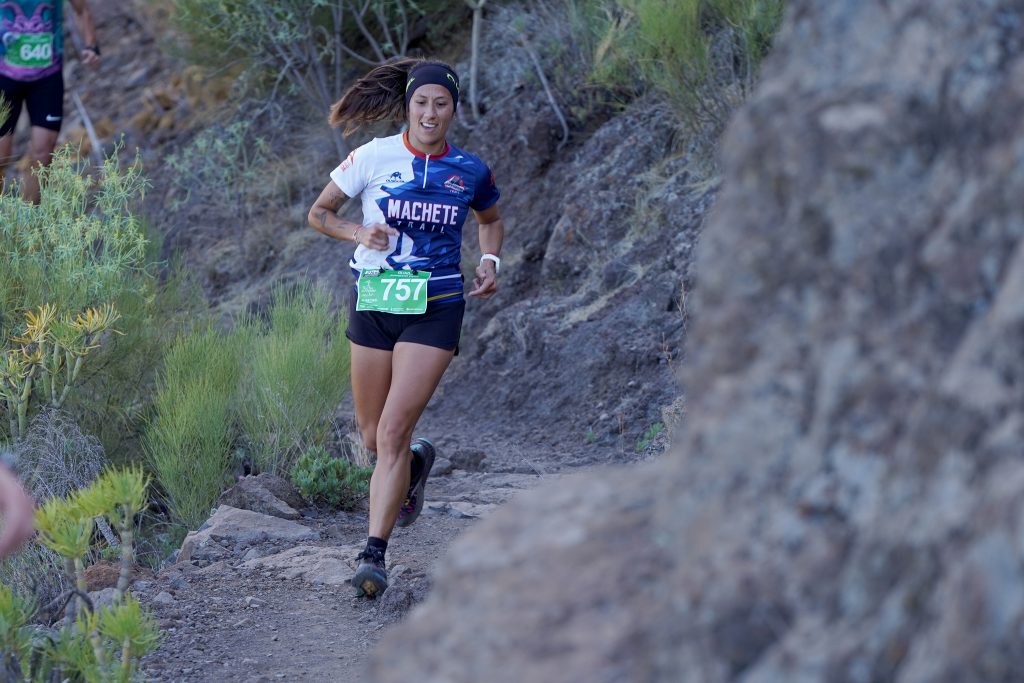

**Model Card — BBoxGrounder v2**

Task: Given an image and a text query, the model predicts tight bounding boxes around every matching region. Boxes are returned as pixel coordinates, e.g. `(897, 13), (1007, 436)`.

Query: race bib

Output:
(4, 33), (54, 69)
(356, 269), (431, 315)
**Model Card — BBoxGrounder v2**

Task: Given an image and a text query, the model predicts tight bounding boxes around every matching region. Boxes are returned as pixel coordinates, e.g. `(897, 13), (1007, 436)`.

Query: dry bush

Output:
(13, 409), (104, 506)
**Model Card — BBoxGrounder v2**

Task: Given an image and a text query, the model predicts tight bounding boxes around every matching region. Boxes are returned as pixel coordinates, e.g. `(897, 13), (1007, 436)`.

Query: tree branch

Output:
(518, 34), (569, 151)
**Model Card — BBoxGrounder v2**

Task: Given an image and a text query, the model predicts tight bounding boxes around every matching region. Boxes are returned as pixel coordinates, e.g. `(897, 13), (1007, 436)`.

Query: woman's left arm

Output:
(469, 204), (504, 299)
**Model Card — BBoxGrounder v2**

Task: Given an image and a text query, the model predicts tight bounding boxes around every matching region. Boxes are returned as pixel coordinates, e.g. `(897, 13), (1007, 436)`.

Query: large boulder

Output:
(372, 1), (1024, 682)
(178, 506), (317, 564)
(218, 473), (304, 520)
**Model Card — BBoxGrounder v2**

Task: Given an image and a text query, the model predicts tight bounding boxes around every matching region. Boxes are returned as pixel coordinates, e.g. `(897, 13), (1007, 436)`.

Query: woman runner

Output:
(308, 59), (504, 598)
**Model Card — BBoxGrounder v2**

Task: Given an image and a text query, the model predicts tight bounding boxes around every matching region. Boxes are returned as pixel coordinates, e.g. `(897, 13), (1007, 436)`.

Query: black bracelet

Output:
(84, 44), (100, 56)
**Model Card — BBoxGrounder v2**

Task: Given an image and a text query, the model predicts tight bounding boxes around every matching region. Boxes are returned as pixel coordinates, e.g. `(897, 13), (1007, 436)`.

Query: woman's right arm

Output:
(307, 181), (396, 250)
(308, 181), (363, 243)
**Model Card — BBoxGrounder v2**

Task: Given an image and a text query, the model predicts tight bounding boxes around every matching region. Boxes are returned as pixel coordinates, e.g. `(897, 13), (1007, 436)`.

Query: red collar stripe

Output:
(403, 131), (450, 159)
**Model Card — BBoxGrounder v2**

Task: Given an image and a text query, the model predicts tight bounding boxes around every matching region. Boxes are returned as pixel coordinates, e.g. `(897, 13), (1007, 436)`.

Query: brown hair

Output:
(329, 58), (457, 136)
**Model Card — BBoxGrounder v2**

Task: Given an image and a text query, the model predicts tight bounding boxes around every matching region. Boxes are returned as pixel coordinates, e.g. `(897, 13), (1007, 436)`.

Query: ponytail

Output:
(329, 58), (419, 135)
(329, 57), (458, 136)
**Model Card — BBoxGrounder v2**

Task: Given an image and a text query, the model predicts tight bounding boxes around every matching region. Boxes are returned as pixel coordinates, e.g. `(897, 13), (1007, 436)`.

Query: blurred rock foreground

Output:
(372, 0), (1024, 681)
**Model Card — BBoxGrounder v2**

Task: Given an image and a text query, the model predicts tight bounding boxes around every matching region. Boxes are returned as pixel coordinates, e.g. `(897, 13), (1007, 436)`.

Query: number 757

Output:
(380, 278), (426, 301)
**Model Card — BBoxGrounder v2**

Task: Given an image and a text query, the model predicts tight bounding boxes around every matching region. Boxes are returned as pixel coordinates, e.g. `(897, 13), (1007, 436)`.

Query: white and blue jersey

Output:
(331, 132), (500, 306)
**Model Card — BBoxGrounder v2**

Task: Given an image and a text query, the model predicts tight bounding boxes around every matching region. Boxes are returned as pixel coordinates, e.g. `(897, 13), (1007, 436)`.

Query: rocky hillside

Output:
(371, 0), (1024, 681)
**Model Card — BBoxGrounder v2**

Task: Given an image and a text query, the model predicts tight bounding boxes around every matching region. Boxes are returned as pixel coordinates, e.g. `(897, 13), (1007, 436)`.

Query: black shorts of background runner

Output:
(0, 71), (64, 136)
(346, 292), (464, 353)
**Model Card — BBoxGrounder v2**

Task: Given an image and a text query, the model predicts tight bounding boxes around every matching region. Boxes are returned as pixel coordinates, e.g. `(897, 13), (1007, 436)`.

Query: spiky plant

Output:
(2, 303), (121, 440)
(99, 594), (161, 681)
(91, 466), (149, 600)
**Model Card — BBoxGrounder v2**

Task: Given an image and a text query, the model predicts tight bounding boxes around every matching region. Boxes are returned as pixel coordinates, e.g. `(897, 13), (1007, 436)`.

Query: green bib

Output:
(356, 269), (431, 315)
(5, 33), (54, 68)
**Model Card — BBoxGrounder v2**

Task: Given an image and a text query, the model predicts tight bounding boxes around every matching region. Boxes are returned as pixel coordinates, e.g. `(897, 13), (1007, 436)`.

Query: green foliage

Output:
(0, 147), (148, 321)
(635, 421), (664, 452)
(522, 0), (784, 135)
(166, 0), (438, 155)
(291, 446), (372, 510)
(0, 146), (198, 460)
(594, 0), (785, 130)
(0, 583), (36, 679)
(169, 0), (425, 75)
(146, 324), (243, 529)
(238, 283), (350, 477)
(82, 262), (204, 464)
(164, 119), (271, 217)
(146, 281), (350, 527)
(0, 303), (121, 441)
(1, 468), (158, 681)
(0, 148), (143, 443)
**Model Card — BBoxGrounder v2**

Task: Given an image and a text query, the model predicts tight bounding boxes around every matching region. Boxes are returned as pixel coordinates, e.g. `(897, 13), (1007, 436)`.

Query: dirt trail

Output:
(138, 387), (625, 682)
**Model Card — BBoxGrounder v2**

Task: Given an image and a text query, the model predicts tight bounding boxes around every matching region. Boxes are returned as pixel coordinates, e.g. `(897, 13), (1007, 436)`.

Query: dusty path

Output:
(138, 384), (632, 682)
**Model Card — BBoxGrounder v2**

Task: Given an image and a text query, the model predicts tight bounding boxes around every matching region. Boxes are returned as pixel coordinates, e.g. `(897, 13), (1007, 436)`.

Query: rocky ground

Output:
(134, 398), (604, 682)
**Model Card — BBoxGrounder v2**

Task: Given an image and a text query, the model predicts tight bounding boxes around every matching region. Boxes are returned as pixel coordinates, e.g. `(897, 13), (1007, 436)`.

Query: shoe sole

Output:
(397, 437), (435, 528)
(352, 566), (388, 598)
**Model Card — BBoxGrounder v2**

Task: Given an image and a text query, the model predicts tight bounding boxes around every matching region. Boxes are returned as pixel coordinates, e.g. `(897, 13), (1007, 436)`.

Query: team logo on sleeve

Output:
(339, 150), (357, 172)
(443, 174), (465, 194)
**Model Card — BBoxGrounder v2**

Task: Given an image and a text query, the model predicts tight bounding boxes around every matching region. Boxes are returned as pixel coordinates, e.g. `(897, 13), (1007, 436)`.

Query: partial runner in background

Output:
(308, 58), (504, 598)
(0, 0), (100, 203)
(0, 459), (34, 559)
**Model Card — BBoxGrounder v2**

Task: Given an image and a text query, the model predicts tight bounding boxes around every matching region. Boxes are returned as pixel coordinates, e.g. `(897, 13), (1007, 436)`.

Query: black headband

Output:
(405, 63), (460, 111)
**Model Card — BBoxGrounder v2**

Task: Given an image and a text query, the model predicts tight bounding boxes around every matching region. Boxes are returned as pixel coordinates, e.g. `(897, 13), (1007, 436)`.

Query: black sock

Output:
(366, 536), (388, 557)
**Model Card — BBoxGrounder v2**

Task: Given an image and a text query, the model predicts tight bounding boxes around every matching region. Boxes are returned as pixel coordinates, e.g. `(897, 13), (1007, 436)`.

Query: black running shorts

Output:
(0, 71), (64, 136)
(346, 292), (465, 352)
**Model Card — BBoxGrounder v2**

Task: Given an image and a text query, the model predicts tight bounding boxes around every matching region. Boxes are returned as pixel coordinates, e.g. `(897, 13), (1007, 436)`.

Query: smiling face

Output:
(406, 84), (455, 155)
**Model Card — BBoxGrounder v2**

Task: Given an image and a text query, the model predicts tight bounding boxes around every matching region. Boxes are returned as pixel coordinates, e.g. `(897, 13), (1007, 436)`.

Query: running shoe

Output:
(352, 547), (388, 598)
(396, 437), (435, 528)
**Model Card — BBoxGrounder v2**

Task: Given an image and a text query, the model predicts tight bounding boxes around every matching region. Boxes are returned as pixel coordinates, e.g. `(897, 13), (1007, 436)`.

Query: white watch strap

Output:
(480, 253), (501, 274)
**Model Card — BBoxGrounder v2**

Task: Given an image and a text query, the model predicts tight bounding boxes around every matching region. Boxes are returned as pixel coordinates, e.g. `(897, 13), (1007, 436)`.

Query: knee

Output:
(27, 142), (54, 164)
(375, 419), (412, 463)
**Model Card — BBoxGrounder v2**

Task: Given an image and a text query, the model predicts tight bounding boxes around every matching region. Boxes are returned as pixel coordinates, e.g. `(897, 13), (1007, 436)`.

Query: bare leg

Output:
(0, 133), (14, 192)
(349, 342), (393, 454)
(22, 126), (59, 204)
(368, 342), (454, 540)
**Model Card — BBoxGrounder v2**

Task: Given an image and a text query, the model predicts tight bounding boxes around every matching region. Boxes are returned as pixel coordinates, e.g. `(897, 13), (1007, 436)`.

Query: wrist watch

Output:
(480, 253), (500, 274)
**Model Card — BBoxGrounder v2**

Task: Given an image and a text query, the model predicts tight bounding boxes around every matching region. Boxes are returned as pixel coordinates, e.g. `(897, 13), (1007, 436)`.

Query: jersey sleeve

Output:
(470, 162), (501, 212)
(329, 138), (377, 198)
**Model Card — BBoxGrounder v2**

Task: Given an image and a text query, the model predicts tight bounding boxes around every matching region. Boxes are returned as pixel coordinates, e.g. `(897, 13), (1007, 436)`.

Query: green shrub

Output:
(238, 283), (350, 476)
(635, 421), (664, 452)
(66, 250), (205, 464)
(593, 0), (785, 132)
(145, 325), (244, 529)
(146, 281), (349, 527)
(0, 146), (198, 459)
(291, 446), (372, 510)
(167, 0), (437, 156)
(0, 147), (147, 322)
(514, 0), (783, 137)
(164, 119), (271, 217)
